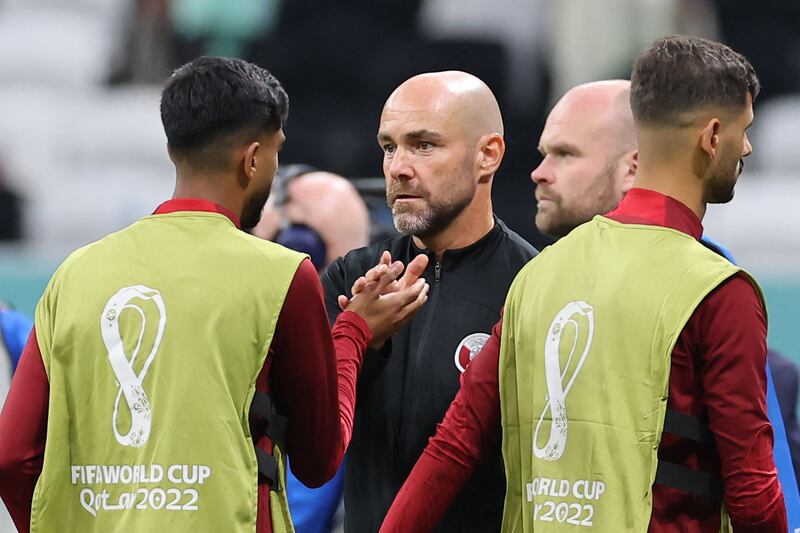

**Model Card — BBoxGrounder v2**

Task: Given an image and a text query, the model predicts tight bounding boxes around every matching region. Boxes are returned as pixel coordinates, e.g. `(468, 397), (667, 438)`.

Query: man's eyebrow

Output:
(403, 129), (444, 141)
(377, 130), (444, 144)
(540, 141), (581, 155)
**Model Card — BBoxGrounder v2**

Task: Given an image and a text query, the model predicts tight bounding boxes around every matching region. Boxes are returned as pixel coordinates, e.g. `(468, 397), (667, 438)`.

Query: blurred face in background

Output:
(254, 171), (370, 267)
(531, 83), (636, 239)
(378, 83), (480, 239)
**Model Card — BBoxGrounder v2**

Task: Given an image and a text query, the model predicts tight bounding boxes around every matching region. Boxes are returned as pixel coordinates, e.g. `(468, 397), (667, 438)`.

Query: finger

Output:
(360, 278), (381, 295)
(374, 262), (404, 294)
(361, 253), (391, 286)
(338, 294), (350, 310)
(399, 254), (429, 289)
(384, 280), (400, 294)
(365, 278), (401, 296)
(407, 283), (431, 311)
(382, 278), (427, 307)
(396, 282), (430, 321)
(364, 263), (389, 284)
(353, 276), (369, 295)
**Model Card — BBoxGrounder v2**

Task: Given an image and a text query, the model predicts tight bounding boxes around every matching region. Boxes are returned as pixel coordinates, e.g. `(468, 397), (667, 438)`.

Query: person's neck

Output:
(634, 160), (707, 221)
(412, 199), (495, 259)
(173, 173), (243, 219)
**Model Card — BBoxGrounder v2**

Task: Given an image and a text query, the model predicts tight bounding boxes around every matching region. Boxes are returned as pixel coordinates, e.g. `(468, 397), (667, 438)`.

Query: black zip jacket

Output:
(322, 219), (537, 532)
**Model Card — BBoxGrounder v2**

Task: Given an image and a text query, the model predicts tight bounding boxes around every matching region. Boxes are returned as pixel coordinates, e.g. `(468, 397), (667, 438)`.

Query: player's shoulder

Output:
(227, 229), (307, 265)
(494, 218), (538, 260)
(51, 234), (112, 279)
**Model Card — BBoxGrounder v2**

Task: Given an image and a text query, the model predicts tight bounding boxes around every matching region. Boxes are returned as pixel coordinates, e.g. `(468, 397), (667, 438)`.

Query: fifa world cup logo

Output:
(100, 285), (166, 448)
(533, 301), (594, 462)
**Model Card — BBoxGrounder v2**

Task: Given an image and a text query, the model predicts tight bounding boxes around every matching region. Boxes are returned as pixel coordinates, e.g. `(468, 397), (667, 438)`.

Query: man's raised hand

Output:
(338, 251), (429, 310)
(343, 257), (430, 349)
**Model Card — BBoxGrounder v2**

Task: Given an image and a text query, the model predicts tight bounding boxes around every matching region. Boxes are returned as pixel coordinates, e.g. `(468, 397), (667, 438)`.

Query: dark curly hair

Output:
(160, 57), (288, 165)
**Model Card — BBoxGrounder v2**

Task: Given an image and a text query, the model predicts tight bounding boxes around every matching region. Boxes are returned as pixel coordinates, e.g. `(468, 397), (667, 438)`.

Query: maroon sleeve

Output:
(381, 317), (504, 532)
(0, 328), (48, 533)
(695, 274), (786, 531)
(267, 258), (370, 486)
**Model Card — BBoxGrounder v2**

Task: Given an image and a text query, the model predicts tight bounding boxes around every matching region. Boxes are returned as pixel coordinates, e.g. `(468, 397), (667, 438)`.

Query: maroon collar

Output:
(605, 187), (703, 240)
(153, 198), (241, 229)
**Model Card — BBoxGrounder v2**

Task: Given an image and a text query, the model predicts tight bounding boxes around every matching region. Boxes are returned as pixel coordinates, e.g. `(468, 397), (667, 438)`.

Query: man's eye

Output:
(418, 141), (433, 151)
(383, 144), (396, 154)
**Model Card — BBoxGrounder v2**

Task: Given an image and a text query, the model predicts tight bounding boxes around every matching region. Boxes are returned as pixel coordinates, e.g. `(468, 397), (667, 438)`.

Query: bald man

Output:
(254, 169), (371, 269)
(322, 71), (537, 532)
(533, 80), (637, 239)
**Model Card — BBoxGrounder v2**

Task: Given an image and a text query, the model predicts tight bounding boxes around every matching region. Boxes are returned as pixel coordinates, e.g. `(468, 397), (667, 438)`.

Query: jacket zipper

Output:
(400, 259), (442, 444)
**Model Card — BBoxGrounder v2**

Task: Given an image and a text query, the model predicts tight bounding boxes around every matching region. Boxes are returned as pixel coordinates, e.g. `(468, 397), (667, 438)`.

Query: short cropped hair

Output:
(160, 57), (288, 160)
(631, 36), (759, 127)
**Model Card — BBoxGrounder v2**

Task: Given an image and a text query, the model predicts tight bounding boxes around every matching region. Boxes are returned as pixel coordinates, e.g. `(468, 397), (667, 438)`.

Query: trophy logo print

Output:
(533, 301), (594, 461)
(100, 285), (166, 448)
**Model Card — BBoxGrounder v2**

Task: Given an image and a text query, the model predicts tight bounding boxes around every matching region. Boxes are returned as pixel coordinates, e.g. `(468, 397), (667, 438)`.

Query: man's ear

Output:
(620, 149), (638, 194)
(699, 118), (721, 159)
(240, 141), (260, 188)
(477, 133), (505, 182)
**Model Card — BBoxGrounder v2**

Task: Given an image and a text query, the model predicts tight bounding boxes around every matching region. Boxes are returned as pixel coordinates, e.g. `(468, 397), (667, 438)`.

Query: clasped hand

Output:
(339, 251), (429, 349)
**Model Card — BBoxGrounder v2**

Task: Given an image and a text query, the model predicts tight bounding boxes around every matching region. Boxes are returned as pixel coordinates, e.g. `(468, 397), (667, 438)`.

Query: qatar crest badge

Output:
(454, 332), (490, 373)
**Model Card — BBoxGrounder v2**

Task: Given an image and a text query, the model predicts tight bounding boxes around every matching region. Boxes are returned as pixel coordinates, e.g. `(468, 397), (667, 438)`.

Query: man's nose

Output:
(531, 157), (554, 185)
(743, 133), (753, 158)
(387, 147), (414, 181)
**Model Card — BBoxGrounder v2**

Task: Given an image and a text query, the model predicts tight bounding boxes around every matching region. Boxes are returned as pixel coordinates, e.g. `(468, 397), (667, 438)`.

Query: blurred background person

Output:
(0, 161), (23, 243)
(548, 0), (719, 100)
(108, 0), (172, 84)
(0, 301), (32, 405)
(254, 164), (372, 533)
(254, 165), (370, 272)
(170, 0), (282, 64)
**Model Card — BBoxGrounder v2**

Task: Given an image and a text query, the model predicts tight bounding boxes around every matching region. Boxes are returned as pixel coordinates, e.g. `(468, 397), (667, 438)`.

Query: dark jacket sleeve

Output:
(320, 256), (349, 328)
